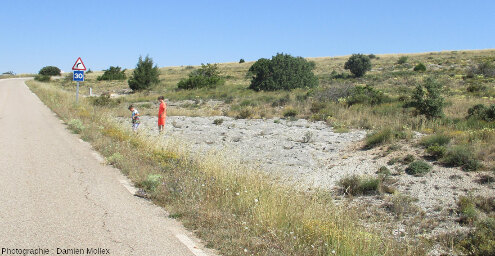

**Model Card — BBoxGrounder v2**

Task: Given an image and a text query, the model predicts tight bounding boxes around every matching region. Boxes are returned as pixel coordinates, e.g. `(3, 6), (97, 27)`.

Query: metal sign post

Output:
(72, 57), (87, 103)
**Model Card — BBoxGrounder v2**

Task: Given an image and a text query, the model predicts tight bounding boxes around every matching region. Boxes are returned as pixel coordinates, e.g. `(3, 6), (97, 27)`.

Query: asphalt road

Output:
(0, 79), (213, 256)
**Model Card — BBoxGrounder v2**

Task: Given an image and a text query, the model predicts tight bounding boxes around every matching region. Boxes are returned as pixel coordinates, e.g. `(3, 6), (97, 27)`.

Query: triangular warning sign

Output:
(72, 57), (86, 70)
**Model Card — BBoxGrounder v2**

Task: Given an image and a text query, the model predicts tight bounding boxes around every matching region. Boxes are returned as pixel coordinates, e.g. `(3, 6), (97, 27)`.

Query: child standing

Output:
(128, 105), (140, 132)
(157, 96), (167, 133)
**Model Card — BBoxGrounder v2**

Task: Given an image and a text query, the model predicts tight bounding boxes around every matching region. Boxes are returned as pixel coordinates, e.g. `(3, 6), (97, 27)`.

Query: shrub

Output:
(468, 104), (495, 122)
(248, 53), (318, 91)
(178, 63), (224, 89)
(420, 134), (451, 148)
(236, 108), (253, 119)
(468, 61), (495, 78)
(338, 175), (380, 196)
(38, 66), (61, 76)
(34, 75), (50, 82)
(368, 54), (377, 59)
(213, 118), (224, 125)
(128, 56), (160, 91)
(344, 54), (371, 77)
(283, 108), (297, 118)
(364, 128), (408, 149)
(140, 174), (162, 192)
(97, 66), (126, 81)
(411, 77), (444, 119)
(442, 145), (481, 171)
(426, 145), (447, 159)
(405, 160), (432, 176)
(347, 85), (388, 106)
(413, 63), (426, 72)
(239, 58), (245, 63)
(458, 218), (495, 255)
(397, 56), (409, 64)
(67, 119), (84, 134)
(107, 152), (124, 165)
(466, 83), (487, 93)
(91, 93), (117, 106)
(86, 68), (93, 73)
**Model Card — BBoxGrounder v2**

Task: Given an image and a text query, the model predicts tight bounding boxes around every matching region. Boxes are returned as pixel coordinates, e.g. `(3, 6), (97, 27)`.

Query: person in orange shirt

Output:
(158, 96), (166, 133)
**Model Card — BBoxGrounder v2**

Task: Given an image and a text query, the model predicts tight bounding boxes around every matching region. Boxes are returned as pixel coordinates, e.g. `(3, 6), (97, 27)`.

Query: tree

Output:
(177, 63), (224, 89)
(239, 59), (245, 63)
(97, 66), (126, 81)
(344, 54), (371, 77)
(248, 53), (318, 91)
(38, 66), (61, 76)
(411, 77), (444, 118)
(128, 56), (160, 91)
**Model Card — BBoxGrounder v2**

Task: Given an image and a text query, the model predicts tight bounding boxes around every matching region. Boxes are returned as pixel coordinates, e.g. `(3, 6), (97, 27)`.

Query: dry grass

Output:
(27, 80), (421, 256)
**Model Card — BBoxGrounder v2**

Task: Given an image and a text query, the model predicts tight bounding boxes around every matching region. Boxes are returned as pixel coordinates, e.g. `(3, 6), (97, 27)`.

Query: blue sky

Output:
(1, 0), (494, 74)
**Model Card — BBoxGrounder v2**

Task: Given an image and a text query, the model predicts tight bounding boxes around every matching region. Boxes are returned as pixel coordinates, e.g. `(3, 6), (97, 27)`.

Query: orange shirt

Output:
(158, 101), (166, 125)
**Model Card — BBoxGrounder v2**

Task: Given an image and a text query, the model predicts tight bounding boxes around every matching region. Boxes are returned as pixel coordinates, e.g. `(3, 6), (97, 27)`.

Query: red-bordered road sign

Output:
(72, 57), (86, 71)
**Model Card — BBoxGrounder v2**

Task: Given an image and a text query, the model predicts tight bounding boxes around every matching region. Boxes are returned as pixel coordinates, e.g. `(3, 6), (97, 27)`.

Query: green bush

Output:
(420, 134), (451, 148)
(411, 77), (444, 119)
(364, 128), (408, 149)
(347, 85), (388, 106)
(38, 66), (61, 76)
(213, 118), (224, 125)
(344, 54), (371, 77)
(128, 56), (160, 91)
(397, 56), (409, 64)
(178, 63), (224, 89)
(97, 66), (126, 81)
(413, 63), (426, 72)
(458, 217), (495, 255)
(34, 75), (50, 82)
(91, 93), (118, 106)
(283, 108), (298, 118)
(442, 145), (481, 171)
(338, 175), (380, 196)
(67, 119), (84, 134)
(468, 61), (495, 78)
(426, 145), (447, 159)
(248, 53), (318, 91)
(368, 54), (377, 59)
(405, 160), (432, 176)
(141, 174), (162, 192)
(107, 152), (124, 165)
(239, 58), (245, 63)
(468, 104), (495, 122)
(466, 83), (487, 93)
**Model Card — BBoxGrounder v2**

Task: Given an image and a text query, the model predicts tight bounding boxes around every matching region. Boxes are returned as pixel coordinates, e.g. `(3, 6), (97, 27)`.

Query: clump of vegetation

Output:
(67, 119), (84, 134)
(178, 63), (225, 89)
(364, 127), (409, 149)
(107, 152), (124, 165)
(458, 218), (495, 255)
(91, 93), (118, 106)
(413, 63), (426, 72)
(38, 66), (61, 76)
(377, 166), (391, 176)
(368, 54), (377, 59)
(411, 77), (444, 119)
(97, 66), (126, 81)
(467, 61), (495, 78)
(338, 175), (380, 196)
(213, 118), (224, 125)
(466, 82), (487, 93)
(468, 104), (495, 122)
(236, 108), (253, 119)
(140, 174), (162, 192)
(34, 75), (50, 82)
(420, 134), (451, 159)
(385, 192), (418, 217)
(405, 160), (432, 176)
(128, 56), (160, 91)
(344, 54), (372, 77)
(248, 53), (318, 91)
(347, 85), (388, 106)
(397, 56), (409, 64)
(441, 145), (481, 171)
(282, 108), (297, 118)
(239, 58), (245, 63)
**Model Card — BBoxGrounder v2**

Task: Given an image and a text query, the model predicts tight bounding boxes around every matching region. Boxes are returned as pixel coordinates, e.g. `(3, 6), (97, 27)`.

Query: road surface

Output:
(0, 79), (214, 256)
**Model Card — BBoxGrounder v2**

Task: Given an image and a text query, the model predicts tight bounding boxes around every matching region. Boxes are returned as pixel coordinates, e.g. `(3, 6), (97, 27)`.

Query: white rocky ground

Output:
(118, 115), (494, 213)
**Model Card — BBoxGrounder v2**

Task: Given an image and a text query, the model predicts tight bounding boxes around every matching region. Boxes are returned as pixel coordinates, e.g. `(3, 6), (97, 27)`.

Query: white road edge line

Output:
(175, 234), (208, 256)
(119, 179), (138, 195)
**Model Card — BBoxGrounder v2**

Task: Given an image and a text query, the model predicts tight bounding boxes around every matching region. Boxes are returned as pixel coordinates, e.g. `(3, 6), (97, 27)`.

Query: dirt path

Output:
(0, 79), (214, 256)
